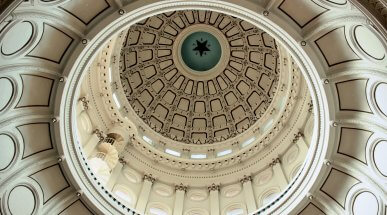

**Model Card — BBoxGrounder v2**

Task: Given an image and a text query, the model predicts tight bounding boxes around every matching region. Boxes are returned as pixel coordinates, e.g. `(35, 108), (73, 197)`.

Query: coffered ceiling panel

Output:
(315, 27), (360, 67)
(278, 0), (328, 28)
(29, 164), (70, 204)
(335, 79), (372, 113)
(120, 10), (280, 144)
(298, 202), (325, 215)
(59, 0), (110, 25)
(320, 168), (360, 208)
(27, 23), (73, 64)
(16, 74), (54, 108)
(338, 127), (373, 164)
(16, 122), (53, 159)
(58, 200), (94, 215)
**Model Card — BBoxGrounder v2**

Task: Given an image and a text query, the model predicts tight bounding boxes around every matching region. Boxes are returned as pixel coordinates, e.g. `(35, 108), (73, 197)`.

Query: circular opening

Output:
(181, 31), (222, 71)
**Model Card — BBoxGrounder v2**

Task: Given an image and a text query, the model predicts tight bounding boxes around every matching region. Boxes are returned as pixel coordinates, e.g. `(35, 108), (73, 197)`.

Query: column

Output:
(207, 149), (215, 159)
(84, 133), (101, 157)
(270, 158), (288, 188)
(296, 132), (309, 154)
(135, 174), (155, 214)
(154, 141), (166, 151)
(231, 142), (240, 151)
(240, 175), (257, 213)
(208, 183), (220, 215)
(106, 160), (124, 190)
(173, 184), (187, 215)
(181, 149), (190, 159)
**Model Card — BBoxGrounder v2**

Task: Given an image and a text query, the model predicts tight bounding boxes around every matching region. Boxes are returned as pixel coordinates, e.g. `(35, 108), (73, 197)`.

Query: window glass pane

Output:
(226, 208), (244, 215)
(217, 149), (232, 157)
(263, 192), (279, 205)
(114, 190), (132, 204)
(149, 207), (168, 215)
(165, 148), (181, 157)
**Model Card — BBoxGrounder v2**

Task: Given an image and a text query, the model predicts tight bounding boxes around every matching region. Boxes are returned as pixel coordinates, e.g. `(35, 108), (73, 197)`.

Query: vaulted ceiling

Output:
(0, 0), (386, 215)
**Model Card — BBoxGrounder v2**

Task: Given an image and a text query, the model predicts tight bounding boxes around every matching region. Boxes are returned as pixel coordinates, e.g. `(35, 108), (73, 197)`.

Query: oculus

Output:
(181, 31), (221, 71)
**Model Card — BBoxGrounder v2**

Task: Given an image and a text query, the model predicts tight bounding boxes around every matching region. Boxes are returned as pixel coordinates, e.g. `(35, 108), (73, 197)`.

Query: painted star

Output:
(193, 39), (210, 56)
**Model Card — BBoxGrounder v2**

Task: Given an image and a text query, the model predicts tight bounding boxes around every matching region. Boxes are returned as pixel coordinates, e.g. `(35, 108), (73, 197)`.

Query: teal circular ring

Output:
(181, 31), (222, 72)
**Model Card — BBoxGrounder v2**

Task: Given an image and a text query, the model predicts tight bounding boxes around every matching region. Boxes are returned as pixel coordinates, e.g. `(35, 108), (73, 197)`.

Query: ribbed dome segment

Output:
(120, 10), (280, 144)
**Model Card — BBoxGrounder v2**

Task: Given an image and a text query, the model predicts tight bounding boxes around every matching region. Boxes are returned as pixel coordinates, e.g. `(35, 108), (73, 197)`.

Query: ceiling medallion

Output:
(181, 31), (221, 71)
(174, 24), (229, 80)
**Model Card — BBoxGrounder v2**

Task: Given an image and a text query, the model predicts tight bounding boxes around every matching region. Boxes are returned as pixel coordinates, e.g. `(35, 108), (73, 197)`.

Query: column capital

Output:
(239, 175), (253, 184)
(80, 96), (90, 110)
(269, 157), (281, 167)
(143, 174), (156, 183)
(175, 183), (188, 192)
(207, 183), (220, 192)
(308, 101), (313, 112)
(118, 157), (126, 165)
(292, 131), (304, 143)
(94, 129), (105, 141)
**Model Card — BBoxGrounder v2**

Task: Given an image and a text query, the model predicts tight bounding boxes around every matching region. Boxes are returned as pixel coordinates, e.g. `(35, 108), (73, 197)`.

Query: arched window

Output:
(115, 190), (132, 204)
(226, 208), (244, 215)
(147, 202), (170, 215)
(112, 184), (136, 207)
(262, 191), (280, 205)
(149, 207), (168, 215)
(224, 203), (246, 215)
(290, 164), (302, 179)
(88, 157), (110, 185)
(184, 208), (209, 215)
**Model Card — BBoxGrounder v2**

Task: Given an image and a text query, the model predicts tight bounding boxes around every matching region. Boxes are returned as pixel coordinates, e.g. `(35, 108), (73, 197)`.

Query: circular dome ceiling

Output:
(119, 10), (280, 144)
